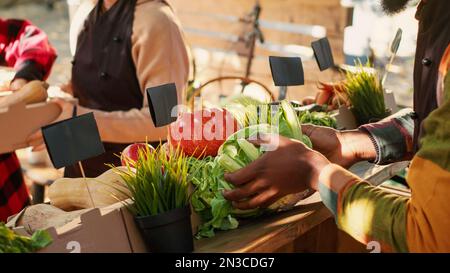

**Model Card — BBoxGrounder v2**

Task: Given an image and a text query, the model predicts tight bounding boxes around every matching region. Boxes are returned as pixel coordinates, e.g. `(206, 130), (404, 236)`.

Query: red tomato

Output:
(168, 108), (238, 158)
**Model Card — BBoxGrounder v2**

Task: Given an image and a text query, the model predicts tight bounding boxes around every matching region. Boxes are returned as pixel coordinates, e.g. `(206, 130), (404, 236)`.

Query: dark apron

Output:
(67, 0), (148, 178)
(413, 0), (450, 151)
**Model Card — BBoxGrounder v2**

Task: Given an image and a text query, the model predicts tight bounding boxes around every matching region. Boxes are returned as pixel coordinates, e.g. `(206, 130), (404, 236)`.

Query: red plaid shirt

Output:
(0, 153), (29, 222)
(0, 18), (56, 222)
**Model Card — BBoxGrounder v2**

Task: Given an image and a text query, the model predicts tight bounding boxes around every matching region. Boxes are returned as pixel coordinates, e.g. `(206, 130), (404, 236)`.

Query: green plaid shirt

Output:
(359, 109), (415, 165)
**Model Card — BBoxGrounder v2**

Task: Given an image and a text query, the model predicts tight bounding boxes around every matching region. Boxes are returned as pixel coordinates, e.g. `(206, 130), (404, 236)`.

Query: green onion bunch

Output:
(344, 61), (388, 125)
(116, 145), (192, 217)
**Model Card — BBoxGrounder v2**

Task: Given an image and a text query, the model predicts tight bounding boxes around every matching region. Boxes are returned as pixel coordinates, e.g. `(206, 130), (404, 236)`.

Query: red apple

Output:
(121, 143), (155, 167)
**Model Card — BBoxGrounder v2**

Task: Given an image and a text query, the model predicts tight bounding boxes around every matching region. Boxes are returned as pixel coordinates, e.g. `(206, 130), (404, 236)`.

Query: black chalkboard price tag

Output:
(146, 83), (178, 127)
(269, 56), (305, 100)
(311, 37), (335, 71)
(42, 112), (105, 169)
(269, 56), (305, 87)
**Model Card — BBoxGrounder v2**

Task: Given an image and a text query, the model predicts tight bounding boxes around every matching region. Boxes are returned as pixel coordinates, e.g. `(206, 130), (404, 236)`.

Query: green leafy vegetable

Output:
(0, 223), (52, 253)
(297, 111), (337, 128)
(224, 96), (264, 128)
(344, 61), (388, 125)
(190, 157), (244, 238)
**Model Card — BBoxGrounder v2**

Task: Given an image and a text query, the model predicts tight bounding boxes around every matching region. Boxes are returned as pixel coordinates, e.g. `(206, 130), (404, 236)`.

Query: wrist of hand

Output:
(340, 130), (377, 164)
(307, 151), (331, 191)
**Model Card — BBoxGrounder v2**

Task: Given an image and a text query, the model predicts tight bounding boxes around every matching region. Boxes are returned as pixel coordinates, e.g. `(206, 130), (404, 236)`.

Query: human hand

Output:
(59, 80), (73, 95)
(222, 135), (330, 210)
(9, 78), (28, 91)
(302, 125), (376, 168)
(26, 99), (76, 151)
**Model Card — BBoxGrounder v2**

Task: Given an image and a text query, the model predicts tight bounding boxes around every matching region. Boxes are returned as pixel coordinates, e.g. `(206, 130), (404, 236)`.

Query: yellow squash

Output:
(48, 167), (131, 211)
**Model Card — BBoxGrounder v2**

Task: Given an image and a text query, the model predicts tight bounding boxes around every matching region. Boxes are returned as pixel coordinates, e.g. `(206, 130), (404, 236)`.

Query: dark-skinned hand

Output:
(223, 135), (330, 210)
(302, 125), (376, 168)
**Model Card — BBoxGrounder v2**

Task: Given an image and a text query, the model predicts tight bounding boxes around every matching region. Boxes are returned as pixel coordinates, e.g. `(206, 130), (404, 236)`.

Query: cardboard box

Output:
(8, 200), (202, 253)
(9, 202), (147, 253)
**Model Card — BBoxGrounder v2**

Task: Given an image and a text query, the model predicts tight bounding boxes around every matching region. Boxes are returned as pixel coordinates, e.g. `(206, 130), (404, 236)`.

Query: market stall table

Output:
(194, 161), (410, 253)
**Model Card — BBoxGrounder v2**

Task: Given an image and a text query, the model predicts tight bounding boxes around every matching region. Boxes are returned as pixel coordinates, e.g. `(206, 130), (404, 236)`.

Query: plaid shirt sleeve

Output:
(0, 153), (30, 223)
(0, 18), (57, 81)
(359, 109), (415, 165)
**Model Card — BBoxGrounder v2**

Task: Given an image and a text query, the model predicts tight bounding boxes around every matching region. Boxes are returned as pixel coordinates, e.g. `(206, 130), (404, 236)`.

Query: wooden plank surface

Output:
(195, 192), (331, 253)
(194, 161), (409, 253)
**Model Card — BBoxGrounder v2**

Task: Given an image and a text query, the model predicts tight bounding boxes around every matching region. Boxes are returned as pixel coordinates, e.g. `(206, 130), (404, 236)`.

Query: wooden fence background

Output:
(168, 0), (353, 103)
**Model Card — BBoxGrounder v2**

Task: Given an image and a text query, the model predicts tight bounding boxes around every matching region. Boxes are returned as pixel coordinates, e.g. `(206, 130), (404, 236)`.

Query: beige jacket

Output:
(71, 0), (189, 143)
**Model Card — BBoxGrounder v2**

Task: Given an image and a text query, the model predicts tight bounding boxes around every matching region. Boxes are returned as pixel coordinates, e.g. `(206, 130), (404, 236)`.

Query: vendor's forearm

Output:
(317, 164), (409, 252)
(77, 105), (168, 144)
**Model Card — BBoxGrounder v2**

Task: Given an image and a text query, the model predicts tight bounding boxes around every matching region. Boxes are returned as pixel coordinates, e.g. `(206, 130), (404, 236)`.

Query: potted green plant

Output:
(116, 145), (194, 253)
(343, 61), (390, 125)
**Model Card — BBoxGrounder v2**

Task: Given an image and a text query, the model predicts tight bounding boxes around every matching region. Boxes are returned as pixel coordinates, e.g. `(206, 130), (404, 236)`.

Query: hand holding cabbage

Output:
(222, 135), (330, 210)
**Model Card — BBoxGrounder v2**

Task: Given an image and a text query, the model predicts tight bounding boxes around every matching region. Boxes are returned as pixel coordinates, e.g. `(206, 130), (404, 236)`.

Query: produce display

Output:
(190, 100), (313, 238)
(48, 167), (130, 211)
(0, 223), (52, 253)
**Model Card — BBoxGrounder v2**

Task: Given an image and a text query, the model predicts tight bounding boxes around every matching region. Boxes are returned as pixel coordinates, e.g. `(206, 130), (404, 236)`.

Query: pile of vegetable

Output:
(189, 100), (313, 238)
(0, 223), (52, 253)
(122, 97), (333, 238)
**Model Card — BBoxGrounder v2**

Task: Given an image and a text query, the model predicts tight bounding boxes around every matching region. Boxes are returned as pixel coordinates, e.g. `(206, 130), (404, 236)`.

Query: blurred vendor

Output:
(28, 0), (190, 177)
(0, 18), (56, 221)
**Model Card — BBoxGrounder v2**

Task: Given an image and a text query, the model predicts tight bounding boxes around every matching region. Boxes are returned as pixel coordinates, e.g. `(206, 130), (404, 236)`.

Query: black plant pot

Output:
(135, 206), (194, 253)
